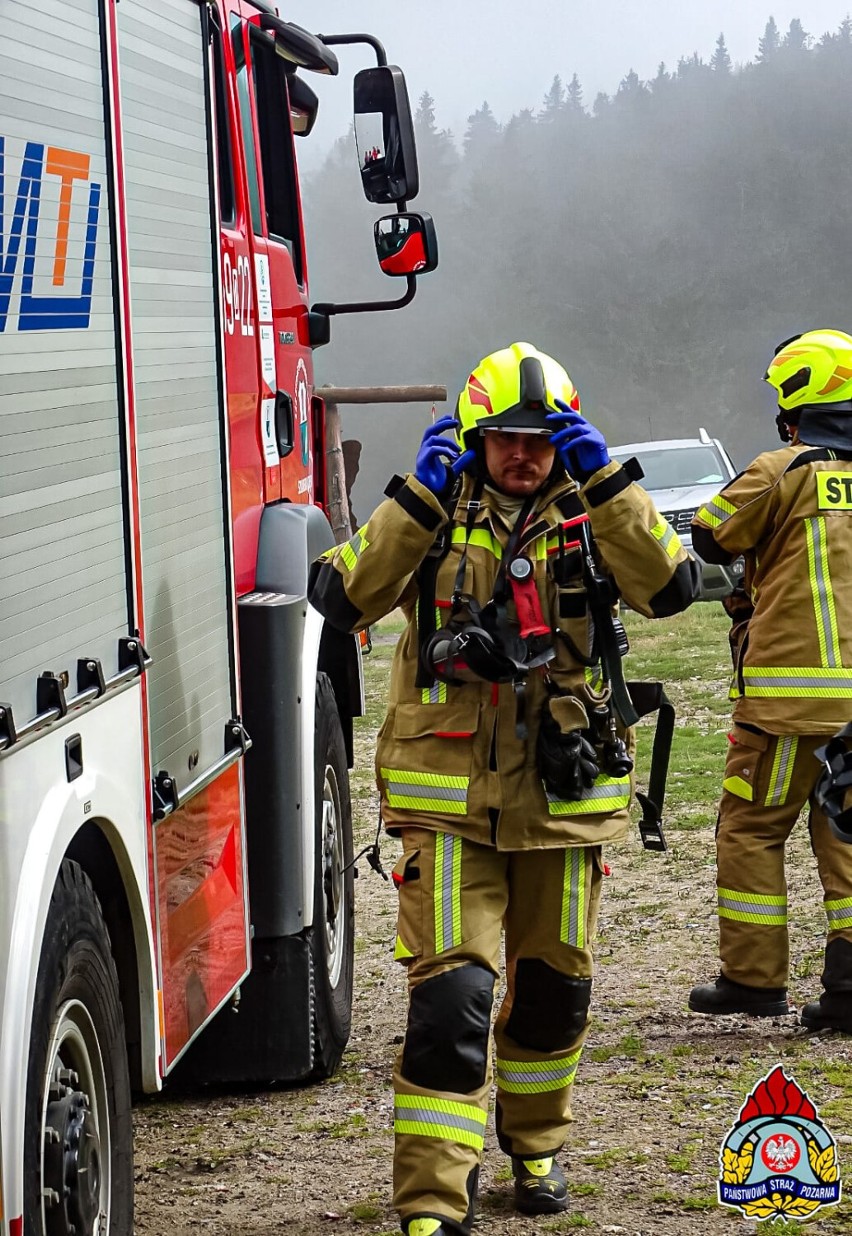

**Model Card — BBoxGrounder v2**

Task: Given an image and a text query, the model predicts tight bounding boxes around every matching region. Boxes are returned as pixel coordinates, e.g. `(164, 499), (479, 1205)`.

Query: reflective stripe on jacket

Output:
(310, 460), (697, 849)
(693, 443), (852, 734)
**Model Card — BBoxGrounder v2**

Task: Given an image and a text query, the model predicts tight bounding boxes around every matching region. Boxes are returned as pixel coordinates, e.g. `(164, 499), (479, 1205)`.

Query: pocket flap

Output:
(394, 699), (480, 739)
(730, 723), (769, 752)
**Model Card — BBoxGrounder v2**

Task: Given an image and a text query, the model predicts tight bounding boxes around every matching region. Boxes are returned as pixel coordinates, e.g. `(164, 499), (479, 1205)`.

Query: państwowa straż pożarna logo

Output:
(719, 1065), (841, 1220)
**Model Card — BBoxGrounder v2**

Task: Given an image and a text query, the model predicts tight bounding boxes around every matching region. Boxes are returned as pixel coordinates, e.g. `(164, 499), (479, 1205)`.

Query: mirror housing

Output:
(374, 212), (438, 277)
(261, 14), (339, 74)
(287, 72), (319, 136)
(354, 66), (418, 203)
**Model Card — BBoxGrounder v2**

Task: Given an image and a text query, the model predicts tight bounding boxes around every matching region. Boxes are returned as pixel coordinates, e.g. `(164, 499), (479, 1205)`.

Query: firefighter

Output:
(309, 343), (698, 1236)
(689, 329), (852, 1034)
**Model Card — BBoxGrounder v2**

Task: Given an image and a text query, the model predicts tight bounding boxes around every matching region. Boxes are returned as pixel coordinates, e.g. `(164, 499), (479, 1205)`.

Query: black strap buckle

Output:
(636, 792), (667, 852)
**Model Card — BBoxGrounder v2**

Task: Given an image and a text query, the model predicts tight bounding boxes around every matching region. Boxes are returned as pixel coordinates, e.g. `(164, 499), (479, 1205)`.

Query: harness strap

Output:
(628, 681), (675, 852)
(414, 476), (468, 689)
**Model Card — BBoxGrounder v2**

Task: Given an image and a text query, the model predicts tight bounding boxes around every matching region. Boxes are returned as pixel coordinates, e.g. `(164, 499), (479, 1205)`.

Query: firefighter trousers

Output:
(391, 826), (603, 1230)
(716, 725), (852, 990)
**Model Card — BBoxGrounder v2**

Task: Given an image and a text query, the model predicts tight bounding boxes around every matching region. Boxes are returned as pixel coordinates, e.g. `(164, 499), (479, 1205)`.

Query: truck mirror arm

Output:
(309, 274), (417, 348)
(317, 32), (387, 68)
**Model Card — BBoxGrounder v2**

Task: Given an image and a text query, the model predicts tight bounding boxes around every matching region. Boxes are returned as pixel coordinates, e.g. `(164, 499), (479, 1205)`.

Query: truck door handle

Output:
(275, 390), (294, 457)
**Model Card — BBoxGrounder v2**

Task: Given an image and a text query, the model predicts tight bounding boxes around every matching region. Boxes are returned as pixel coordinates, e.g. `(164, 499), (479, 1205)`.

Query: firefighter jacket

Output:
(692, 442), (852, 735)
(310, 460), (697, 850)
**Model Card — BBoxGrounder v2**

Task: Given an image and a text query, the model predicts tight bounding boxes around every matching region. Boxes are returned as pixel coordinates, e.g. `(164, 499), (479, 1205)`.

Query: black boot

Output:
(403, 1218), (464, 1236)
(512, 1154), (569, 1215)
(689, 974), (790, 1017)
(803, 941), (852, 1032)
(801, 993), (852, 1034)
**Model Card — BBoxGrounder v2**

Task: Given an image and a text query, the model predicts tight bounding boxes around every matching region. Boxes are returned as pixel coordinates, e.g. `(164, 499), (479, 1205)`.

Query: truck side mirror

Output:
(354, 66), (418, 204)
(374, 212), (438, 276)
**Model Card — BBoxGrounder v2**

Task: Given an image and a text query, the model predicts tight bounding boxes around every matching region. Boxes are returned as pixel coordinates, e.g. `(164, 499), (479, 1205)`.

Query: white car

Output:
(610, 428), (745, 601)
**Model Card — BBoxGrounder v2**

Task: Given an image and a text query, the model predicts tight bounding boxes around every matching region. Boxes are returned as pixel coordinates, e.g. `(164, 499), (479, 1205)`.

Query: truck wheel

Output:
(24, 860), (133, 1236)
(309, 672), (355, 1078)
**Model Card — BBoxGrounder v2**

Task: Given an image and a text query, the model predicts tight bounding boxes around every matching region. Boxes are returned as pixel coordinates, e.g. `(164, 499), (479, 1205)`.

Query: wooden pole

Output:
(325, 401), (350, 544)
(319, 384), (447, 405)
(320, 384), (449, 544)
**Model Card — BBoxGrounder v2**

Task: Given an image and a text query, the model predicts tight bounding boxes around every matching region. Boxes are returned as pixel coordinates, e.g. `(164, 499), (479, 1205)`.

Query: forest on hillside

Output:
(301, 16), (852, 510)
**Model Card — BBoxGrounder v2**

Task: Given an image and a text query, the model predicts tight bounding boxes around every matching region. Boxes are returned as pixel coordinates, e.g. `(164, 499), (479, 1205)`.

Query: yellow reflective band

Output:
(651, 520), (683, 558)
(394, 935), (414, 960)
(451, 525), (503, 559)
(585, 665), (604, 689)
(339, 526), (370, 571)
(381, 768), (470, 815)
(825, 895), (852, 930)
(434, 831), (462, 954)
(817, 470), (852, 509)
(394, 1094), (486, 1149)
(421, 610), (448, 703)
(723, 774), (754, 801)
(765, 735), (798, 807)
(805, 517), (842, 669)
(495, 1048), (583, 1093)
(697, 494), (737, 528)
(560, 848), (586, 948)
(718, 887), (787, 925)
(546, 775), (630, 816)
(742, 666), (852, 698)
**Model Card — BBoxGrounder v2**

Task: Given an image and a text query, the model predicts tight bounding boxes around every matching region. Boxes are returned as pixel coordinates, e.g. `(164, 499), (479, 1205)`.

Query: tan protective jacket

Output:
(310, 461), (696, 849)
(693, 443), (852, 735)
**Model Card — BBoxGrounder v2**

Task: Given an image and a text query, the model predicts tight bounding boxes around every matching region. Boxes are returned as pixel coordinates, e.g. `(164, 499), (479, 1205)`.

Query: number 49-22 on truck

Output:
(0, 2), (437, 1232)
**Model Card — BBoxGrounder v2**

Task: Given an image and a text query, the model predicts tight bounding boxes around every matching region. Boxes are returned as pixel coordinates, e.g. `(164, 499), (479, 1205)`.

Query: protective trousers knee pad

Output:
(402, 964), (494, 1093)
(505, 960), (591, 1051)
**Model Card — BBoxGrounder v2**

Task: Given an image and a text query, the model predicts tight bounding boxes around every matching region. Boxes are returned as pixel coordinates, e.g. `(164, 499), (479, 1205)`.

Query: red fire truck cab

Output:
(0, 1), (435, 1232)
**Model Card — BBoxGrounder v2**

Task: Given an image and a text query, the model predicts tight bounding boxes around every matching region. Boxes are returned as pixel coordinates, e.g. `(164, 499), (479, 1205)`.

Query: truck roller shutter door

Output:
(116, 0), (237, 788)
(0, 0), (129, 724)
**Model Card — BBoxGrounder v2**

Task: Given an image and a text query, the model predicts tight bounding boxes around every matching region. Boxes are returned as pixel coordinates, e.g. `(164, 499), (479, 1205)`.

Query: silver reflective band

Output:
(394, 1106), (485, 1137)
(385, 780), (467, 803)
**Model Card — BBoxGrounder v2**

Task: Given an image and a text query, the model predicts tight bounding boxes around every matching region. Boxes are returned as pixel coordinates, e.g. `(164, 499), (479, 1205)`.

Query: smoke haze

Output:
(291, 8), (852, 517)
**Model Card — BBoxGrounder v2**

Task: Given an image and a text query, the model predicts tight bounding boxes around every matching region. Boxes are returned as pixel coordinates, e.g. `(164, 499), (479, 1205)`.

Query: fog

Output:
(290, 6), (852, 518)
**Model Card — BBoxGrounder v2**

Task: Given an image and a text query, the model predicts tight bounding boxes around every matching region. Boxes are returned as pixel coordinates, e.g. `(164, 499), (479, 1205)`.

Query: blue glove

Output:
(547, 400), (610, 483)
(414, 416), (475, 494)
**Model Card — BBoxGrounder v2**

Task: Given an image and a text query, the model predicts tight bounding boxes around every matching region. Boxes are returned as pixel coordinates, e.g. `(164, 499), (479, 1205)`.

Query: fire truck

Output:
(0, 1), (437, 1231)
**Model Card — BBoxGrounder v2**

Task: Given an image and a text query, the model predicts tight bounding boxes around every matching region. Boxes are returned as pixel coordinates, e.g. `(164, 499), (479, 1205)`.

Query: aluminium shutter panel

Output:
(0, 0), (128, 723)
(116, 0), (235, 786)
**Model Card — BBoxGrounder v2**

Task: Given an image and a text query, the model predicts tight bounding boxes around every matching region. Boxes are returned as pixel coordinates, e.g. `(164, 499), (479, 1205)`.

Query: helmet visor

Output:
(477, 402), (554, 435)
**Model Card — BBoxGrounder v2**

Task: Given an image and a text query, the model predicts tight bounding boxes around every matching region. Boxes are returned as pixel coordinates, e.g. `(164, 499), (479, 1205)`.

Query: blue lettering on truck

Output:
(0, 136), (101, 332)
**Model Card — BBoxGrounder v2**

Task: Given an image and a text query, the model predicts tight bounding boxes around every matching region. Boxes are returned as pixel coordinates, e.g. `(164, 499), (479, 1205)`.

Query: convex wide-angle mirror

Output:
(354, 65), (418, 203)
(374, 212), (438, 276)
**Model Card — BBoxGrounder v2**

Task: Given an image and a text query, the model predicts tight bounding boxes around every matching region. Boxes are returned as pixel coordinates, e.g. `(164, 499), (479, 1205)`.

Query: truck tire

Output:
(309, 672), (355, 1078)
(24, 860), (133, 1236)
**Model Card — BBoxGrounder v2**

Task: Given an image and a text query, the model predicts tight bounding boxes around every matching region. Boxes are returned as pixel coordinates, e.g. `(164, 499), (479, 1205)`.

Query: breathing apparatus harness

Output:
(418, 476), (555, 738)
(412, 474), (675, 850)
(568, 512), (673, 851)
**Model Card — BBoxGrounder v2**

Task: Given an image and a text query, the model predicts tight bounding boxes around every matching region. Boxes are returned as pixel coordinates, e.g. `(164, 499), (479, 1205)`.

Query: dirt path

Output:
(134, 621), (852, 1236)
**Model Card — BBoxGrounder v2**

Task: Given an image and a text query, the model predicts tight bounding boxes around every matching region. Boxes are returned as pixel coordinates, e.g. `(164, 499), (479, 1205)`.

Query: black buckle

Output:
(636, 792), (667, 852)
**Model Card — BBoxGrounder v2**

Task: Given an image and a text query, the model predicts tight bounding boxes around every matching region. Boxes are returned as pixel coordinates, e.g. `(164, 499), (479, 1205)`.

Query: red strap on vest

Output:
(511, 571), (550, 638)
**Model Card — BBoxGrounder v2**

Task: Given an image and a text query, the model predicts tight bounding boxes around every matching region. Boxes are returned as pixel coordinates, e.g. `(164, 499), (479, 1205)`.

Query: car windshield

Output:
(611, 445), (726, 489)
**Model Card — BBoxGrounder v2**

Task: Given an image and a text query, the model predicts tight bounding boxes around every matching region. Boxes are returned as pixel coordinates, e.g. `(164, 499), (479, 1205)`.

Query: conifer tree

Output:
(463, 101), (500, 160)
(711, 32), (732, 73)
(758, 16), (780, 60)
(651, 61), (672, 91)
(414, 91), (437, 138)
(566, 72), (585, 115)
(541, 75), (565, 119)
(784, 18), (810, 50)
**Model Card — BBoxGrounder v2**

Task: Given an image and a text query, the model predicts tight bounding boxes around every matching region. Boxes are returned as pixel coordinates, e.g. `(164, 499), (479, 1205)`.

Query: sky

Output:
(286, 1), (852, 161)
